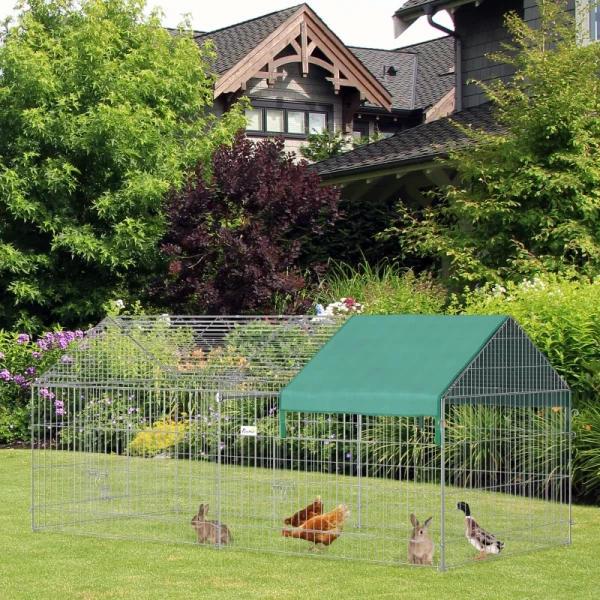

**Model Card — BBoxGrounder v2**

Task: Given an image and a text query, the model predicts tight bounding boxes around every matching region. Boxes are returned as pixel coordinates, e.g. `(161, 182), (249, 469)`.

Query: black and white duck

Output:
(456, 501), (505, 560)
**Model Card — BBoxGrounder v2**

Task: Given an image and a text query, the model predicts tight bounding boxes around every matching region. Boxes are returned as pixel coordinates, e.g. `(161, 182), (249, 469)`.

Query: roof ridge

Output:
(195, 4), (304, 40)
(394, 35), (452, 52)
(349, 45), (414, 54)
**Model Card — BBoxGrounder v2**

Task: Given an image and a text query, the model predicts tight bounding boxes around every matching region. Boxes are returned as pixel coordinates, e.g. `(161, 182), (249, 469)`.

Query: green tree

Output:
(381, 1), (600, 286)
(299, 127), (383, 162)
(0, 0), (246, 331)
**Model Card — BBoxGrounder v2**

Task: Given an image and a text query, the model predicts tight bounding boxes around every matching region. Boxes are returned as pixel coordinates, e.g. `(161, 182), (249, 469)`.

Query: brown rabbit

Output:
(408, 514), (434, 565)
(191, 503), (232, 545)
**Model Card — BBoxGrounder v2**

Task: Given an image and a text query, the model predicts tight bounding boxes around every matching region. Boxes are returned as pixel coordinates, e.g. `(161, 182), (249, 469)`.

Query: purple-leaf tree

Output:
(159, 132), (340, 314)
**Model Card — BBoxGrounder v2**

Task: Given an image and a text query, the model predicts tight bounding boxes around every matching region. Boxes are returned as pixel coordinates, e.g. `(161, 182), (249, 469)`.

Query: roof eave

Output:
(393, 0), (485, 36)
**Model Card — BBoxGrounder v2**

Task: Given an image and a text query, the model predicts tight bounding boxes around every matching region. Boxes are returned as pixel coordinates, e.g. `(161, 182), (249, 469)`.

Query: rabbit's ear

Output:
(410, 514), (418, 527)
(423, 517), (433, 530)
(198, 504), (204, 514)
(204, 503), (210, 514)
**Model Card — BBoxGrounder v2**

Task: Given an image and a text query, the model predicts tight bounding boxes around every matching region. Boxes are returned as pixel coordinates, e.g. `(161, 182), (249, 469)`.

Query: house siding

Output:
(455, 0), (524, 109)
(524, 0), (575, 28)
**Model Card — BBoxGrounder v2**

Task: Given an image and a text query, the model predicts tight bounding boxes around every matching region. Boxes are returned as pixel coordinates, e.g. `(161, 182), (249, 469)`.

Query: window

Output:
(266, 109), (284, 133)
(592, 1), (600, 41)
(245, 108), (263, 131)
(244, 101), (332, 138)
(577, 0), (600, 42)
(308, 112), (327, 134)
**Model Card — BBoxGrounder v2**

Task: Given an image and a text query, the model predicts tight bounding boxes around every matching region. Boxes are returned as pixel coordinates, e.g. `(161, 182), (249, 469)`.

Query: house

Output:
(312, 0), (587, 208)
(194, 4), (455, 154)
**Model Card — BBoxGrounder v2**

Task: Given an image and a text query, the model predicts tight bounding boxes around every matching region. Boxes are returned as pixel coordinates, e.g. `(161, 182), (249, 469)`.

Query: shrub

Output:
(159, 132), (340, 314)
(457, 276), (600, 401)
(0, 330), (81, 443)
(315, 261), (447, 316)
(573, 401), (600, 504)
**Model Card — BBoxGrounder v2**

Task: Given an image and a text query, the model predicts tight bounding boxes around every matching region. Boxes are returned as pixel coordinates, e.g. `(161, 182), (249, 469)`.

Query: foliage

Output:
(0, 329), (81, 443)
(380, 1), (600, 286)
(298, 127), (383, 162)
(315, 261), (447, 316)
(159, 132), (340, 314)
(456, 275), (600, 401)
(0, 0), (246, 331)
(129, 419), (179, 457)
(573, 400), (600, 504)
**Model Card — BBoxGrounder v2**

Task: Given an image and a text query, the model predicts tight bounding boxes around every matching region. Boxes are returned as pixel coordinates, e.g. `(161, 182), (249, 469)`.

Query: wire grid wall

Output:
(31, 315), (346, 545)
(31, 315), (571, 569)
(440, 317), (571, 568)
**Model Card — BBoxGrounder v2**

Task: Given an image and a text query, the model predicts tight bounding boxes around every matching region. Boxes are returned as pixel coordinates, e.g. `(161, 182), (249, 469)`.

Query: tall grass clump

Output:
(316, 261), (448, 315)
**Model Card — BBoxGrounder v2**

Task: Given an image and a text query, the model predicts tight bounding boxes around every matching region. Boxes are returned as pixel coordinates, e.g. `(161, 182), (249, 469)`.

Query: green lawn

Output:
(2, 448), (599, 599)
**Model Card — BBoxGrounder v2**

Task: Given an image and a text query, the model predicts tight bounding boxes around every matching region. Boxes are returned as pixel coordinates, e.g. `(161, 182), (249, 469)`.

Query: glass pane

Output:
(308, 112), (327, 134)
(245, 108), (263, 131)
(287, 111), (305, 134)
(352, 130), (362, 139)
(266, 109), (284, 132)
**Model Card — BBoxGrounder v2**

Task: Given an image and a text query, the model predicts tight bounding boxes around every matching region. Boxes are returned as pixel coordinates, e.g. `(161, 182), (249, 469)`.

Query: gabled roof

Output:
(313, 103), (498, 180)
(195, 6), (302, 76)
(279, 315), (569, 431)
(196, 4), (392, 110)
(280, 315), (508, 420)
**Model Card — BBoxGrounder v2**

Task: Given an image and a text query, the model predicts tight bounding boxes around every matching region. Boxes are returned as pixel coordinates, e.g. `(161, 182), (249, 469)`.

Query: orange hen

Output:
(282, 504), (350, 550)
(283, 496), (323, 527)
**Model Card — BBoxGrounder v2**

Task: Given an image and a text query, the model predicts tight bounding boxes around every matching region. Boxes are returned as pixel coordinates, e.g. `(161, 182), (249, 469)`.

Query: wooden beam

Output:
(341, 88), (360, 134)
(405, 183), (431, 208)
(343, 181), (373, 202)
(377, 174), (408, 203)
(290, 38), (301, 55)
(301, 21), (309, 76)
(424, 167), (454, 188)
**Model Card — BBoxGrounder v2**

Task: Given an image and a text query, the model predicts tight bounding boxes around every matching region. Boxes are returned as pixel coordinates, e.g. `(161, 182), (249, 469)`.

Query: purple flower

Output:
(60, 355), (74, 364)
(0, 369), (11, 381)
(39, 388), (56, 400)
(346, 452), (352, 459)
(13, 375), (25, 385)
(17, 333), (30, 344)
(36, 340), (48, 350)
(54, 400), (64, 408)
(31, 351), (42, 359)
(128, 394), (135, 400)
(330, 434), (335, 439)
(24, 366), (36, 377)
(0, 352), (5, 359)
(56, 408), (66, 416)
(75, 330), (84, 339)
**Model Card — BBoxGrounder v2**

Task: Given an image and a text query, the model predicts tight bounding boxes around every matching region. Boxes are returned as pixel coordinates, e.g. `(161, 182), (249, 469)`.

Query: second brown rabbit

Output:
(191, 503), (232, 545)
(408, 514), (434, 565)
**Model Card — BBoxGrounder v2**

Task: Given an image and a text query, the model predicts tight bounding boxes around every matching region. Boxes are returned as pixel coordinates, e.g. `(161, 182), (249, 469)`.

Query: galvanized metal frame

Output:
(32, 315), (571, 569)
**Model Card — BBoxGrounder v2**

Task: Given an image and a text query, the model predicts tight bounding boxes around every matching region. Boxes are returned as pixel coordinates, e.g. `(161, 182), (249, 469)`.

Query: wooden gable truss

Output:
(214, 5), (392, 114)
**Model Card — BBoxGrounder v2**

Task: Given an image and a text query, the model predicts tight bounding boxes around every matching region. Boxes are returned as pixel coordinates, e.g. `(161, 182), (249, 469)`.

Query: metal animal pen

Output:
(32, 314), (572, 569)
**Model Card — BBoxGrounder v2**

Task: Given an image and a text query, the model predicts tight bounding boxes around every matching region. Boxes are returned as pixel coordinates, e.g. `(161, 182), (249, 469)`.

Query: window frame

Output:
(244, 100), (333, 139)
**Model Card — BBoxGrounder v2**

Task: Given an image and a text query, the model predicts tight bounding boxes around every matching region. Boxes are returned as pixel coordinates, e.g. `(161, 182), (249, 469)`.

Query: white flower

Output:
(114, 299), (125, 309)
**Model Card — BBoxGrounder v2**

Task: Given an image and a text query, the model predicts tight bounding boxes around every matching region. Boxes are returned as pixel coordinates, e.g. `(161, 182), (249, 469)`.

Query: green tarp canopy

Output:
(279, 314), (509, 438)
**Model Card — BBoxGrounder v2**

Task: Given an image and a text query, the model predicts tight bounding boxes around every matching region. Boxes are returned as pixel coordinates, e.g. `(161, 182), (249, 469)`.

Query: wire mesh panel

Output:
(31, 315), (571, 570)
(441, 318), (571, 568)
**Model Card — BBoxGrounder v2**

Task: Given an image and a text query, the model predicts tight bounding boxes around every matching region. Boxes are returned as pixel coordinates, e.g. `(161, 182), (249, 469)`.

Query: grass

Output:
(2, 449), (599, 599)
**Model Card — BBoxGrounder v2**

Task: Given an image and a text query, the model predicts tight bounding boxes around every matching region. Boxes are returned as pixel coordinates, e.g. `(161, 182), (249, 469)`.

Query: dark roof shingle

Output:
(195, 5), (302, 75)
(350, 36), (454, 111)
(313, 103), (499, 178)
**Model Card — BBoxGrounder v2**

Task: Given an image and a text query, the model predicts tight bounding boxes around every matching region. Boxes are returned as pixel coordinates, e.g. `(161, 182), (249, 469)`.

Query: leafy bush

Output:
(0, 330), (81, 443)
(457, 276), (600, 401)
(0, 0), (246, 331)
(573, 401), (600, 504)
(315, 261), (447, 316)
(129, 419), (180, 457)
(159, 132), (340, 314)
